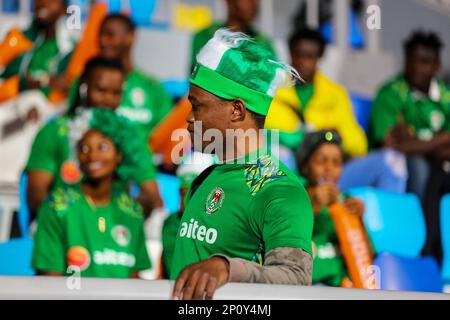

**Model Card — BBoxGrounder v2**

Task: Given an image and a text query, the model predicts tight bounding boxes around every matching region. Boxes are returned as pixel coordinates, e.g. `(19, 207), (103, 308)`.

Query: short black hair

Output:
(404, 30), (443, 56)
(249, 110), (266, 129)
(101, 13), (136, 33)
(288, 27), (326, 57)
(68, 57), (125, 115)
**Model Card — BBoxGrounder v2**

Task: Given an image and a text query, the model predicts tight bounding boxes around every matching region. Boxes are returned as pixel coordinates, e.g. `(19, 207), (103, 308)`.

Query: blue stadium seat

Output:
(374, 253), (442, 292)
(0, 172), (34, 276)
(0, 238), (35, 275)
(157, 173), (180, 214)
(162, 79), (189, 99)
(441, 194), (450, 284)
(129, 0), (157, 27)
(347, 187), (426, 257)
(350, 94), (373, 133)
(130, 173), (180, 214)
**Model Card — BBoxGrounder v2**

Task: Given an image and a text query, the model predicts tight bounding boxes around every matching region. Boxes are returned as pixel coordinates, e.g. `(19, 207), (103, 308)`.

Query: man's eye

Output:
(80, 145), (89, 153)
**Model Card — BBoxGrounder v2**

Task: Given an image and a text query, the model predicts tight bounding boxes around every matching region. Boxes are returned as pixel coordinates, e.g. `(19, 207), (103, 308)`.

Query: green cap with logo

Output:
(190, 28), (300, 116)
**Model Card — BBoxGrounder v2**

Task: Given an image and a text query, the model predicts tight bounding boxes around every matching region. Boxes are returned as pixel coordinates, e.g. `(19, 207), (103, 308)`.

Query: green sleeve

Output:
(252, 181), (313, 255)
(25, 121), (59, 174)
(370, 86), (402, 147)
(31, 199), (66, 273)
(133, 220), (152, 271)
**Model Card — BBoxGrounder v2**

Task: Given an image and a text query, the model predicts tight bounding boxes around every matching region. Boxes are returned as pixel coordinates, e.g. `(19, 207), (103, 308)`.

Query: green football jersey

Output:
(32, 184), (151, 278)
(161, 212), (182, 279)
(170, 150), (313, 280)
(25, 116), (156, 188)
(370, 74), (450, 146)
(116, 69), (173, 140)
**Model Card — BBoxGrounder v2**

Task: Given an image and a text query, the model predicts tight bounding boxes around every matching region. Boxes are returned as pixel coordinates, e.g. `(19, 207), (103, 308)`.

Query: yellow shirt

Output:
(266, 71), (368, 157)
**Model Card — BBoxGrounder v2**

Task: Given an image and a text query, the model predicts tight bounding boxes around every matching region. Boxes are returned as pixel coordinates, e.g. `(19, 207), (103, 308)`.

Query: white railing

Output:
(0, 276), (449, 300)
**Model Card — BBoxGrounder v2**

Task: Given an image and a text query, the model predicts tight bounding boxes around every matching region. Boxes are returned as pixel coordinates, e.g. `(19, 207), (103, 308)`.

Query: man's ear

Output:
(230, 98), (247, 122)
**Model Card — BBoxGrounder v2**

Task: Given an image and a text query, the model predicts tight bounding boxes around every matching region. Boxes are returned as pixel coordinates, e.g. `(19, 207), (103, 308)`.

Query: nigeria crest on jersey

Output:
(205, 187), (225, 215)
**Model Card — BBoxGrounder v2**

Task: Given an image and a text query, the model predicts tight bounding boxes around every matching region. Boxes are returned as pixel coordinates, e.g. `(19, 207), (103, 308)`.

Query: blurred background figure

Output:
(190, 0), (276, 70)
(266, 27), (367, 158)
(1, 0), (75, 96)
(370, 30), (450, 264)
(32, 108), (151, 278)
(297, 130), (365, 287)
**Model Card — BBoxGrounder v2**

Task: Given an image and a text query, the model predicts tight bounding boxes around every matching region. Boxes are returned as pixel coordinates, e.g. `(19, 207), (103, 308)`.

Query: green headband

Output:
(190, 64), (273, 116)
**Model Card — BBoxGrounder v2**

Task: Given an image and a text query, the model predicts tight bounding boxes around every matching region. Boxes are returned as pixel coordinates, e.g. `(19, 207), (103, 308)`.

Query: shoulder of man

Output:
(243, 154), (303, 197)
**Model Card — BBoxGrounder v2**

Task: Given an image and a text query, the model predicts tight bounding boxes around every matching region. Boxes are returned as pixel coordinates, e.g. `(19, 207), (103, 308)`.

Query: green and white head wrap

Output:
(67, 108), (144, 182)
(190, 28), (300, 116)
(176, 151), (218, 188)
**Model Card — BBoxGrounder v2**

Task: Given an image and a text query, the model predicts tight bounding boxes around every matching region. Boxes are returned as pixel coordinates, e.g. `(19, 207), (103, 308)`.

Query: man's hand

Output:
(172, 256), (230, 300)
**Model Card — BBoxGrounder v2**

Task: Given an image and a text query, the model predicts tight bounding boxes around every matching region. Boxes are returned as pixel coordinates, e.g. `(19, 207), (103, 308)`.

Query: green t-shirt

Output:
(190, 22), (277, 70)
(0, 22), (72, 94)
(32, 184), (151, 278)
(295, 83), (314, 112)
(25, 116), (157, 189)
(161, 212), (182, 279)
(170, 151), (313, 280)
(68, 69), (173, 140)
(116, 69), (173, 140)
(312, 206), (347, 287)
(370, 74), (450, 147)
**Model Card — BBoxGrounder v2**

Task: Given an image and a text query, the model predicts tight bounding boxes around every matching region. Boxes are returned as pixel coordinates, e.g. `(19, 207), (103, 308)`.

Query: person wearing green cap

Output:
(161, 151), (218, 279)
(296, 130), (365, 287)
(32, 108), (151, 278)
(189, 0), (277, 71)
(171, 29), (314, 300)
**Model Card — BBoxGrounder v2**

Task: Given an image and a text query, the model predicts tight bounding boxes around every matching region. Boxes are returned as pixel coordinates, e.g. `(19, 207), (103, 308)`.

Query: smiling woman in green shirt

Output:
(32, 109), (151, 278)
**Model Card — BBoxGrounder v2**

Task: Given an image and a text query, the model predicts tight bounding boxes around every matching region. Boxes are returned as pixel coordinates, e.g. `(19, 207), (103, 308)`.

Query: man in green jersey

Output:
(1, 0), (74, 95)
(370, 31), (450, 200)
(370, 31), (450, 263)
(171, 29), (314, 300)
(190, 0), (276, 71)
(32, 108), (151, 278)
(98, 14), (173, 140)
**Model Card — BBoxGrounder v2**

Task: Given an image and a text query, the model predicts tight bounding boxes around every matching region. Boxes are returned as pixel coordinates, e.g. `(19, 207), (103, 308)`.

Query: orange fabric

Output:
(149, 97), (191, 168)
(0, 76), (19, 103)
(0, 28), (34, 67)
(329, 203), (375, 289)
(49, 2), (107, 103)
